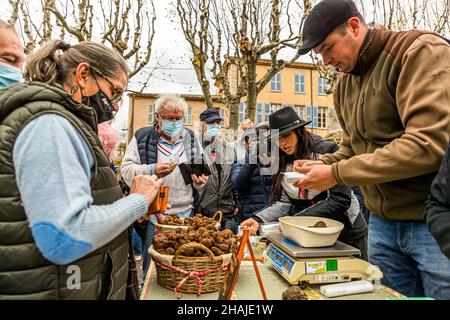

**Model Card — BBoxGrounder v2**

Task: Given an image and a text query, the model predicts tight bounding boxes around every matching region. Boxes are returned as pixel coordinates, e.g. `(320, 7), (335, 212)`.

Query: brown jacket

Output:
(321, 27), (450, 221)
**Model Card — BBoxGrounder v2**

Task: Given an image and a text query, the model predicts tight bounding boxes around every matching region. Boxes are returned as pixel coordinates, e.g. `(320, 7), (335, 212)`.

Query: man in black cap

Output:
(294, 0), (450, 299)
(197, 108), (238, 233)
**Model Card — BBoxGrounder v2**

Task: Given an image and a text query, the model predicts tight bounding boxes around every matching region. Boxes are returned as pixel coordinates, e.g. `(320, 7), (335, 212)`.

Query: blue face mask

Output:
(0, 61), (22, 88)
(162, 119), (184, 137)
(204, 123), (221, 140)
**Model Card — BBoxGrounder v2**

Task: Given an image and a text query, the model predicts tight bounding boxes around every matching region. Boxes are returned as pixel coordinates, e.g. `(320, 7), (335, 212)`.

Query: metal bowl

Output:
(279, 216), (344, 247)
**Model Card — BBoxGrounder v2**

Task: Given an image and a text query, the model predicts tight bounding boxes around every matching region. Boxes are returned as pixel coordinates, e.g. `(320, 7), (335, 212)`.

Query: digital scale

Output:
(265, 234), (383, 287)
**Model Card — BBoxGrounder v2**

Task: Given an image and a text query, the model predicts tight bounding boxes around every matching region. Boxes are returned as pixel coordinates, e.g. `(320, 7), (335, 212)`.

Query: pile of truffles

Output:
(162, 215), (184, 226)
(153, 227), (235, 257)
(161, 214), (218, 228)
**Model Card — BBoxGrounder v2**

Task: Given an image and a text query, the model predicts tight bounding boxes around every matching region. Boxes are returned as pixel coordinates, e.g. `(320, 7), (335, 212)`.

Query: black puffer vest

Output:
(0, 82), (128, 300)
(134, 125), (200, 211)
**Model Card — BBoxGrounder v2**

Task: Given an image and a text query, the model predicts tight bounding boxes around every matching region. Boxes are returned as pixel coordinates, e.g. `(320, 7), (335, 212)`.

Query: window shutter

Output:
(257, 103), (262, 124)
(306, 105), (312, 128)
(264, 103), (271, 121)
(239, 102), (245, 123)
(313, 106), (319, 128)
(148, 104), (154, 123)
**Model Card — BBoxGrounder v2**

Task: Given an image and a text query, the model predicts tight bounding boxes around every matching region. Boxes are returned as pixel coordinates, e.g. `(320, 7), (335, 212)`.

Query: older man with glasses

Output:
(121, 94), (208, 282)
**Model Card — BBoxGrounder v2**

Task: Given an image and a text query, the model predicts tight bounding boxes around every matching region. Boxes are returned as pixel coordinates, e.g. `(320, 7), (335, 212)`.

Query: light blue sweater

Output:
(12, 114), (149, 265)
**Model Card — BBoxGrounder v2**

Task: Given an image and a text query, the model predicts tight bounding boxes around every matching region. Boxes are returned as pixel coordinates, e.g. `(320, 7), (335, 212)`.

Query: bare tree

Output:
(355, 0), (449, 35)
(310, 0), (449, 95)
(8, 0), (157, 87)
(175, 0), (312, 130)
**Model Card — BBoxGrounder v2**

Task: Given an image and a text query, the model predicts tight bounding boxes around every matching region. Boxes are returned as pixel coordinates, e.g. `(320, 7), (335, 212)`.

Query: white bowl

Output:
(279, 216), (344, 247)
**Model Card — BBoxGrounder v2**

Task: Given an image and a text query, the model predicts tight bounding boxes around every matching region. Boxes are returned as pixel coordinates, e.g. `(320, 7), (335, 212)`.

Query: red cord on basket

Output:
(153, 258), (229, 299)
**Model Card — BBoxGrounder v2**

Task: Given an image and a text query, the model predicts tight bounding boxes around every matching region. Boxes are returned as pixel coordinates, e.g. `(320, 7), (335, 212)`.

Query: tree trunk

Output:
(200, 80), (215, 109)
(227, 98), (240, 131)
(245, 61), (258, 123)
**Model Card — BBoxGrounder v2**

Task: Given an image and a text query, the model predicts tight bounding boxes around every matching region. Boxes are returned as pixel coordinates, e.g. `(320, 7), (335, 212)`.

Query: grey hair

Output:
(24, 39), (128, 85)
(155, 94), (188, 115)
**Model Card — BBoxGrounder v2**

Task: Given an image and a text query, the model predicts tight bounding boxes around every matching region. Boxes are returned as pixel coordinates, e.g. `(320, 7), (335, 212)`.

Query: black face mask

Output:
(82, 89), (115, 124)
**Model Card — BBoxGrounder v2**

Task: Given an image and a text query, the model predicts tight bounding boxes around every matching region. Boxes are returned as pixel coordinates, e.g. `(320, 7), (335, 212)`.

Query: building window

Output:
(270, 72), (281, 92)
(317, 106), (327, 129)
(239, 102), (246, 123)
(271, 103), (282, 113)
(294, 105), (305, 120)
(148, 104), (155, 123)
(318, 76), (328, 95)
(294, 73), (305, 94)
(257, 103), (263, 124)
(184, 106), (192, 125)
(219, 108), (226, 121)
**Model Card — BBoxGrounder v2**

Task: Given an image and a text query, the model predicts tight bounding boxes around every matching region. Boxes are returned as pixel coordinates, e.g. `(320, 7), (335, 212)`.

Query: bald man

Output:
(0, 20), (24, 88)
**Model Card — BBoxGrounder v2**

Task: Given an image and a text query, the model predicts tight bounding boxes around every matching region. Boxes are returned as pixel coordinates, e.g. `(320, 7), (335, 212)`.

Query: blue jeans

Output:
(141, 208), (193, 284)
(131, 228), (142, 256)
(368, 213), (450, 299)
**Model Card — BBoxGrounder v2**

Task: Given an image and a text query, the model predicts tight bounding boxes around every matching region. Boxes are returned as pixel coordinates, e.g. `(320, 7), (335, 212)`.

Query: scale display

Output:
(264, 236), (383, 285)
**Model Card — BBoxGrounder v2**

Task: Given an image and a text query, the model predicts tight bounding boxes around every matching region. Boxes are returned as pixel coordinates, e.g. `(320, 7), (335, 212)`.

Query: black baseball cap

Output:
(199, 108), (224, 122)
(298, 0), (361, 55)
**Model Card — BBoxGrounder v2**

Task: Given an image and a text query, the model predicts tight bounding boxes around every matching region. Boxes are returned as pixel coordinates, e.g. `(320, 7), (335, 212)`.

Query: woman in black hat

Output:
(239, 107), (368, 259)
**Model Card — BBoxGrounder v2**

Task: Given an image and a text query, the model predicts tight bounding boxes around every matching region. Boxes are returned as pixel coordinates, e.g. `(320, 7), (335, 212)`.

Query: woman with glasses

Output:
(239, 107), (368, 259)
(0, 40), (163, 299)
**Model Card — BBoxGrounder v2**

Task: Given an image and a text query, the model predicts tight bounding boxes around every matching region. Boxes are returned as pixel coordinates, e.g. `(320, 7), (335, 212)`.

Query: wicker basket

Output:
(154, 211), (222, 233)
(149, 241), (232, 297)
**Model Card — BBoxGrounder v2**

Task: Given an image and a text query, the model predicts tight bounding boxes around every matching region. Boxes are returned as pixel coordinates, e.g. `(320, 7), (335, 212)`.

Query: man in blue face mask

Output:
(121, 94), (208, 282)
(198, 108), (238, 234)
(0, 20), (24, 89)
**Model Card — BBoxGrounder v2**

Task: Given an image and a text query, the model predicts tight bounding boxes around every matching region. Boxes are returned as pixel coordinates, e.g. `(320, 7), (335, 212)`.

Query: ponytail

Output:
(24, 40), (70, 84)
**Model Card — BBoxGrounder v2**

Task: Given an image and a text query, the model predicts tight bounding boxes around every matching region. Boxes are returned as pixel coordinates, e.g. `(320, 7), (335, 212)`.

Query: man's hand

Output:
(293, 159), (324, 173)
(191, 174), (209, 185)
(155, 163), (177, 178)
(293, 164), (337, 192)
(239, 218), (260, 236)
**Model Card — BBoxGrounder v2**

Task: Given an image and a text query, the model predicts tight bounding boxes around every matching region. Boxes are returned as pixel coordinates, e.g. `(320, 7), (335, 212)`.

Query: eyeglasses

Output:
(90, 67), (124, 104)
(159, 114), (183, 122)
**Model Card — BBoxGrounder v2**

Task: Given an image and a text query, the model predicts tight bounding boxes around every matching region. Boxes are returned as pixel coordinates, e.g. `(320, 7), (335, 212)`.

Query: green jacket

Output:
(321, 27), (450, 221)
(0, 82), (128, 299)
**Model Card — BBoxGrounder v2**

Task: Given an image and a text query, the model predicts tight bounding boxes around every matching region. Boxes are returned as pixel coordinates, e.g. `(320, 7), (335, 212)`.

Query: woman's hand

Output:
(130, 175), (163, 204)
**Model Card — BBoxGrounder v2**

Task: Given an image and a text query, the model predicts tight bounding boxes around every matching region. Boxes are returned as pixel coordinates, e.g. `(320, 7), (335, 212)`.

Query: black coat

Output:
(424, 141), (450, 259)
(231, 155), (272, 221)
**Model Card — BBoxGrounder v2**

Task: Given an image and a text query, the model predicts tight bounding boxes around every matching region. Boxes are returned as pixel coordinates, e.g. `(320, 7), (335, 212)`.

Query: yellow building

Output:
(127, 59), (338, 141)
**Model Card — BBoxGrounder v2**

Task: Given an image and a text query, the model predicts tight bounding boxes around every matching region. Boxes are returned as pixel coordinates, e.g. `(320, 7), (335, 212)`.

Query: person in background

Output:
(198, 108), (238, 233)
(0, 39), (162, 299)
(0, 20), (24, 88)
(120, 94), (208, 281)
(234, 118), (255, 160)
(240, 107), (368, 260)
(231, 126), (272, 225)
(424, 141), (450, 260)
(97, 122), (120, 171)
(293, 0), (450, 298)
